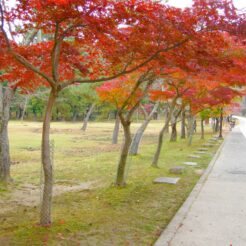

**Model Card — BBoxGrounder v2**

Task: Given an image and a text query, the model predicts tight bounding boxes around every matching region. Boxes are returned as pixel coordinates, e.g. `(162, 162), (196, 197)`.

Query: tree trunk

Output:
(0, 87), (14, 183)
(112, 112), (120, 144)
(201, 118), (205, 140)
(152, 99), (176, 167)
(129, 103), (159, 155)
(169, 108), (181, 142)
(40, 89), (57, 226)
(170, 122), (177, 142)
(18, 107), (22, 119)
(21, 96), (29, 121)
(188, 116), (195, 146)
(181, 110), (186, 139)
(0, 85), (3, 181)
(164, 108), (170, 134)
(72, 111), (78, 122)
(115, 120), (131, 187)
(136, 108), (139, 122)
(214, 118), (219, 132)
(81, 103), (95, 131)
(218, 108), (223, 139)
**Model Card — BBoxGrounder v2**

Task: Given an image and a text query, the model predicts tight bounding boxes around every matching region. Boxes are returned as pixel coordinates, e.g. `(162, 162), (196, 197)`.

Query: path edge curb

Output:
(154, 135), (228, 246)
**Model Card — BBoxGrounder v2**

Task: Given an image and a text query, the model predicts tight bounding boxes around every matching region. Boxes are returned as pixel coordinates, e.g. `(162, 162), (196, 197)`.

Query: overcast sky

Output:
(167, 0), (246, 10)
(7, 0), (246, 9)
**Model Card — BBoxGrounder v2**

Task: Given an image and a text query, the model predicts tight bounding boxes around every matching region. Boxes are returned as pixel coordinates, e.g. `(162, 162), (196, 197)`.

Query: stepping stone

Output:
(183, 161), (198, 166)
(188, 155), (201, 159)
(197, 148), (208, 151)
(208, 140), (217, 143)
(169, 166), (185, 174)
(203, 144), (214, 147)
(153, 177), (180, 184)
(194, 169), (205, 175)
(211, 137), (219, 140)
(194, 151), (207, 155)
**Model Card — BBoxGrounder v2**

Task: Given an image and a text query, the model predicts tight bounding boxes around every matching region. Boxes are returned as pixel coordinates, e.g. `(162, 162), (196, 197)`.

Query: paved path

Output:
(155, 126), (246, 246)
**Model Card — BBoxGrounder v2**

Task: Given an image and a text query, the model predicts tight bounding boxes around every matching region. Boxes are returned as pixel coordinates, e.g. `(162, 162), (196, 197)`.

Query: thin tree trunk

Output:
(181, 110), (186, 139)
(170, 109), (181, 142)
(164, 107), (170, 134)
(0, 88), (14, 182)
(0, 85), (3, 182)
(72, 111), (78, 122)
(136, 107), (139, 122)
(115, 120), (131, 187)
(18, 107), (22, 119)
(170, 122), (177, 142)
(112, 112), (120, 144)
(129, 103), (159, 155)
(152, 99), (177, 167)
(81, 103), (95, 131)
(2, 87), (14, 182)
(140, 104), (148, 121)
(188, 116), (195, 146)
(21, 96), (29, 121)
(214, 118), (219, 132)
(211, 118), (215, 132)
(218, 108), (223, 139)
(40, 89), (57, 226)
(201, 118), (205, 140)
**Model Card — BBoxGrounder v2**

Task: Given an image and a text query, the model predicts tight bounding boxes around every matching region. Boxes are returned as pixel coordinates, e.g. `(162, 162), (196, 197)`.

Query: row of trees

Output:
(0, 0), (245, 226)
(11, 86), (99, 122)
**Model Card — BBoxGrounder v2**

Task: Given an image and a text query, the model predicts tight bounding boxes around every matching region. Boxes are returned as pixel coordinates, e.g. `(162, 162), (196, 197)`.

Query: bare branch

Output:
(24, 29), (39, 45)
(140, 103), (148, 118)
(126, 79), (155, 121)
(0, 4), (56, 88)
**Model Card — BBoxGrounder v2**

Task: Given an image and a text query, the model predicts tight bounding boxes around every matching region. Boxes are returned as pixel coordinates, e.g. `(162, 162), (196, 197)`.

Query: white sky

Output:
(167, 0), (246, 10)
(7, 0), (246, 9)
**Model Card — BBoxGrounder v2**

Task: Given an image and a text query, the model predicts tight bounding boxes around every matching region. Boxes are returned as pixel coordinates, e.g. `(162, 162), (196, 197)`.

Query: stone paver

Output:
(182, 162), (198, 166)
(153, 177), (180, 185)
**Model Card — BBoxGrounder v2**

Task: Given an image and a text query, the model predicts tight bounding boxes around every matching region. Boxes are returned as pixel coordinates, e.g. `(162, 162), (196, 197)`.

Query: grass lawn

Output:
(0, 120), (222, 245)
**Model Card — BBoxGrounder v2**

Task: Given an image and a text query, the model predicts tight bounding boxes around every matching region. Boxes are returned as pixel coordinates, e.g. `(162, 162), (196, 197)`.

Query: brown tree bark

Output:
(170, 122), (177, 142)
(213, 118), (219, 133)
(114, 74), (155, 186)
(40, 89), (57, 226)
(170, 108), (182, 142)
(115, 118), (131, 187)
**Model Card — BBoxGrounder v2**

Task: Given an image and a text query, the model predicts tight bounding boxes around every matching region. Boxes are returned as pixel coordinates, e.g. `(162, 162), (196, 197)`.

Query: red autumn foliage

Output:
(96, 75), (143, 110)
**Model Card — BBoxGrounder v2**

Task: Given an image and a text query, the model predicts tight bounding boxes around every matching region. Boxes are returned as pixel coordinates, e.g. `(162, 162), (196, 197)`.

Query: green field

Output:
(0, 121), (221, 245)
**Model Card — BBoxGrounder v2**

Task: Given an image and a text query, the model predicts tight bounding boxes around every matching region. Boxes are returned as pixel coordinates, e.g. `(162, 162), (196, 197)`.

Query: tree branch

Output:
(0, 3), (56, 88)
(60, 38), (190, 89)
(51, 22), (61, 82)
